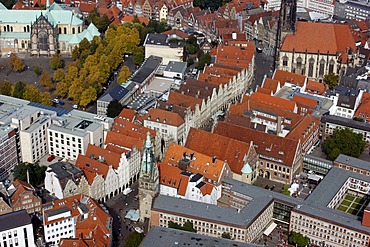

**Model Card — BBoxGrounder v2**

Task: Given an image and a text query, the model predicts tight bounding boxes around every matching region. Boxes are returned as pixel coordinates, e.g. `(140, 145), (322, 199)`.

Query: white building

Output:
(143, 108), (186, 145)
(144, 33), (184, 65)
(43, 194), (113, 246)
(267, 0), (334, 15)
(48, 110), (113, 161)
(163, 61), (187, 79)
(0, 210), (35, 247)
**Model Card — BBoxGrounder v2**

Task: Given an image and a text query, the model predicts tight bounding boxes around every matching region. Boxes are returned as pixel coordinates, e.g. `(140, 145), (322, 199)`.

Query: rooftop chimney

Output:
(212, 156), (217, 163)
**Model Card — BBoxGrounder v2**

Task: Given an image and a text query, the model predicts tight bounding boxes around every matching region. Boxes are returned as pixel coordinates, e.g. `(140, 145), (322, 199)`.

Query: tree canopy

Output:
(13, 81), (26, 99)
(124, 232), (145, 247)
(281, 183), (291, 196)
(193, 0), (228, 10)
(107, 100), (124, 118)
(323, 128), (366, 161)
(88, 8), (111, 32)
(55, 25), (141, 106)
(288, 231), (310, 247)
(39, 70), (53, 89)
(0, 81), (13, 96)
(14, 163), (47, 187)
(323, 73), (339, 90)
(117, 65), (131, 84)
(9, 54), (25, 72)
(50, 53), (64, 70)
(221, 232), (231, 239)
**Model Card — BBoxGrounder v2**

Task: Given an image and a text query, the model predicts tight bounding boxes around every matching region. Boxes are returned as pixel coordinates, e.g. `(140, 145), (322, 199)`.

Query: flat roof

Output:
(140, 226), (263, 247)
(321, 114), (370, 132)
(48, 162), (83, 179)
(0, 210), (31, 232)
(164, 61), (187, 74)
(334, 154), (370, 171)
(131, 56), (162, 85)
(144, 77), (174, 94)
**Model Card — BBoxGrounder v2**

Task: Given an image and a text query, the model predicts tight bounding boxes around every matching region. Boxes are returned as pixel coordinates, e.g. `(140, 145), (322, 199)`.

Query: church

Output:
(0, 1), (100, 56)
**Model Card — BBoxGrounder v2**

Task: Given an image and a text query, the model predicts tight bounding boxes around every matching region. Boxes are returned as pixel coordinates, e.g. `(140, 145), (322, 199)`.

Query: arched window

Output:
(6, 25), (9, 31)
(24, 27), (26, 32)
(27, 25), (30, 32)
(78, 26), (80, 33)
(10, 26), (13, 32)
(296, 57), (302, 67)
(3, 27), (5, 32)
(329, 59), (335, 74)
(21, 41), (25, 49)
(59, 27), (61, 34)
(72, 27), (75, 34)
(64, 27), (67, 34)
(283, 56), (288, 66)
(319, 59), (325, 76)
(38, 32), (48, 51)
(308, 58), (315, 77)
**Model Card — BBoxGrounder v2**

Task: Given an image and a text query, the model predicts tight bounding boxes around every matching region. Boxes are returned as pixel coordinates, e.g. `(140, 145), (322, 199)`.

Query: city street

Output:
(252, 50), (275, 91)
(104, 181), (147, 247)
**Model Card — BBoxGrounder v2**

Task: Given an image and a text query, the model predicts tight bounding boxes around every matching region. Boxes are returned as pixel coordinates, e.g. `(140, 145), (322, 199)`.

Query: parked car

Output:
(47, 155), (55, 162)
(256, 47), (263, 53)
(58, 100), (65, 106)
(52, 98), (59, 104)
(72, 104), (78, 109)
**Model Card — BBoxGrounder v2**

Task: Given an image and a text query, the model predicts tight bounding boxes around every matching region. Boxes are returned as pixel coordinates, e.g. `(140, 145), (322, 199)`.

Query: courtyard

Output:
(337, 194), (369, 216)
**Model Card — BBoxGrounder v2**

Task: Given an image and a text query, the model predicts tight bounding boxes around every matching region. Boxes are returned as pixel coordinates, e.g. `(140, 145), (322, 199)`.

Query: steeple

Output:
(46, 0), (50, 9)
(140, 132), (156, 178)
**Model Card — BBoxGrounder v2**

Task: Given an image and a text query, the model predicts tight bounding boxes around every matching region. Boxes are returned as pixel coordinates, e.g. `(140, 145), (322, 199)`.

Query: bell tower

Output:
(273, 0), (297, 68)
(138, 132), (159, 223)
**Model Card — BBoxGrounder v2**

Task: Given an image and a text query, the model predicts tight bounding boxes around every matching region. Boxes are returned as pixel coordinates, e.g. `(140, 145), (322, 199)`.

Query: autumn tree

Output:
(133, 47), (144, 65)
(53, 68), (65, 82)
(68, 80), (84, 103)
(55, 81), (69, 98)
(50, 53), (64, 70)
(39, 70), (53, 89)
(0, 81), (13, 96)
(23, 84), (42, 102)
(117, 66), (131, 84)
(88, 8), (110, 32)
(9, 54), (25, 72)
(79, 86), (97, 107)
(34, 65), (42, 76)
(13, 81), (26, 99)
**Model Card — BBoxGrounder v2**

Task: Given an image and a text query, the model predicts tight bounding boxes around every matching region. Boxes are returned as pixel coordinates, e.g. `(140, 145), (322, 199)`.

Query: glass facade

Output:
(273, 201), (293, 224)
(303, 154), (332, 175)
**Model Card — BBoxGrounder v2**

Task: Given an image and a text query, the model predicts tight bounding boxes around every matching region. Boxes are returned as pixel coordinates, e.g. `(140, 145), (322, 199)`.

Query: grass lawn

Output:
(341, 200), (351, 206)
(354, 198), (363, 203)
(347, 208), (358, 215)
(337, 205), (348, 212)
(353, 203), (362, 210)
(345, 195), (355, 201)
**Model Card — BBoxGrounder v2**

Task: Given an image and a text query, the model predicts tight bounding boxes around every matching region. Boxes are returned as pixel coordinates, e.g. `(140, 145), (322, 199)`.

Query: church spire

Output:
(46, 0), (50, 9)
(140, 132), (155, 178)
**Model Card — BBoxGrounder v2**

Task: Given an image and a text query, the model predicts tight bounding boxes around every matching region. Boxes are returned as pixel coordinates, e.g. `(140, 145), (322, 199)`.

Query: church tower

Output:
(273, 0), (297, 68)
(139, 132), (159, 223)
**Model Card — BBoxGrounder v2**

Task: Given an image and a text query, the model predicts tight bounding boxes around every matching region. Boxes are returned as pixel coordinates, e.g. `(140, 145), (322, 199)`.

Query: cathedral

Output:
(0, 1), (100, 56)
(138, 132), (159, 223)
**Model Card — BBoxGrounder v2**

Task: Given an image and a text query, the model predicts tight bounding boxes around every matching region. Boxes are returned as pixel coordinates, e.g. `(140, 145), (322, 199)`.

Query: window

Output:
(318, 59), (325, 76)
(296, 57), (302, 67)
(308, 58), (315, 77)
(283, 56), (288, 66)
(329, 60), (335, 74)
(38, 32), (48, 51)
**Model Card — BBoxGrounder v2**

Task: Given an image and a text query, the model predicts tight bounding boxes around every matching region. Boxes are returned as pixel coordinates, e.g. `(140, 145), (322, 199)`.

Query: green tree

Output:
(53, 68), (65, 82)
(79, 86), (97, 107)
(133, 47), (144, 65)
(34, 66), (42, 76)
(281, 183), (290, 196)
(9, 54), (25, 72)
(50, 53), (64, 70)
(117, 66), (131, 84)
(56, 81), (69, 98)
(107, 100), (124, 118)
(353, 117), (365, 122)
(88, 8), (111, 32)
(124, 232), (144, 247)
(40, 91), (52, 105)
(0, 81), (13, 96)
(323, 72), (339, 90)
(13, 163), (47, 187)
(168, 221), (196, 233)
(39, 70), (53, 89)
(197, 53), (211, 70)
(323, 128), (366, 161)
(221, 232), (231, 239)
(13, 81), (26, 98)
(288, 231), (310, 247)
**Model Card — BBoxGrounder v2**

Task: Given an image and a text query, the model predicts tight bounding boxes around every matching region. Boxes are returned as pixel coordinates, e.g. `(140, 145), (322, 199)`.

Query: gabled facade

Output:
(9, 179), (42, 214)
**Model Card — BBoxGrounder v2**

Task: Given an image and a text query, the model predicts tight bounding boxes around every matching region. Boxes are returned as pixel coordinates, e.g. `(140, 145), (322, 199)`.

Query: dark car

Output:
(59, 101), (65, 106)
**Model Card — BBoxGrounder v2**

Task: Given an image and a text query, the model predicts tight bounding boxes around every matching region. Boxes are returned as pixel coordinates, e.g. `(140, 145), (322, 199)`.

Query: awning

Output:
(263, 222), (277, 236)
(125, 209), (140, 222)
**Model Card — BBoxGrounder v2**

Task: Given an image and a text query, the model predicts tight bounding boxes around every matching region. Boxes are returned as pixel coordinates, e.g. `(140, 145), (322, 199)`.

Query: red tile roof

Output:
(111, 120), (156, 138)
(75, 155), (109, 185)
(158, 162), (189, 196)
(105, 131), (144, 152)
(167, 91), (202, 111)
(262, 78), (280, 93)
(78, 3), (96, 13)
(251, 92), (297, 112)
(144, 108), (184, 127)
(214, 122), (300, 167)
(281, 22), (356, 54)
(85, 144), (121, 170)
(163, 143), (226, 183)
(117, 108), (136, 122)
(256, 87), (272, 95)
(161, 29), (189, 39)
(286, 114), (320, 146)
(273, 70), (306, 87)
(305, 80), (326, 95)
(185, 128), (252, 175)
(354, 92), (370, 122)
(292, 94), (318, 108)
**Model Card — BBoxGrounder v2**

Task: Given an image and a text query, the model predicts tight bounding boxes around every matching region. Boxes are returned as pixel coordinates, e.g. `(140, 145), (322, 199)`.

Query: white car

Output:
(134, 227), (144, 233)
(52, 99), (59, 104)
(72, 104), (78, 109)
(7, 52), (12, 58)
